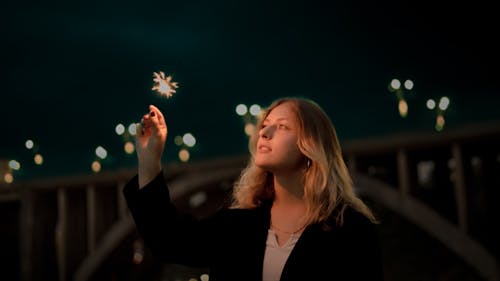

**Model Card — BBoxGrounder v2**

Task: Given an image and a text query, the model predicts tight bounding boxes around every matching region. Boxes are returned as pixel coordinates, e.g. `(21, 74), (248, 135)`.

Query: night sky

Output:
(2, 0), (499, 180)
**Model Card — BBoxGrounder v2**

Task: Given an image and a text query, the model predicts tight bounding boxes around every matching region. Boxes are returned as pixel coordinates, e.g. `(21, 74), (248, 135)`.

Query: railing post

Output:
(397, 149), (411, 196)
(451, 142), (468, 233)
(87, 185), (96, 254)
(56, 188), (67, 281)
(56, 187), (87, 281)
(19, 189), (34, 281)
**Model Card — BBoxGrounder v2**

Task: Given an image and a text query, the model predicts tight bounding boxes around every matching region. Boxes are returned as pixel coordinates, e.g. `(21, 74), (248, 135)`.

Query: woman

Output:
(123, 97), (384, 281)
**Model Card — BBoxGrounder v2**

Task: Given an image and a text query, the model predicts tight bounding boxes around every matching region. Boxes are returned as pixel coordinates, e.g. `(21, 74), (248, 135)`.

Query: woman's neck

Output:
(271, 172), (307, 241)
(272, 171), (305, 205)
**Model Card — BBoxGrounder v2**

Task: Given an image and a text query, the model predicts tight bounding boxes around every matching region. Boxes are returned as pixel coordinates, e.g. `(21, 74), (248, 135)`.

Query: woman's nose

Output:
(259, 125), (274, 139)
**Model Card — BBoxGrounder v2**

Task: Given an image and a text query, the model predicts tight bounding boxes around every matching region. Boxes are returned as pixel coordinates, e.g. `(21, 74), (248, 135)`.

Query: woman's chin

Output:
(254, 159), (272, 171)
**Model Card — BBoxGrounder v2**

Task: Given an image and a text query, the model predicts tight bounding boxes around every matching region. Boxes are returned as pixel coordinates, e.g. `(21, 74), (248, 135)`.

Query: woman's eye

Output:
(278, 124), (287, 129)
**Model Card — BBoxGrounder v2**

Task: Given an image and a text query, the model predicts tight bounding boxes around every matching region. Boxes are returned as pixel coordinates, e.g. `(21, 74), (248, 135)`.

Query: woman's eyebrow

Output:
(264, 117), (289, 122)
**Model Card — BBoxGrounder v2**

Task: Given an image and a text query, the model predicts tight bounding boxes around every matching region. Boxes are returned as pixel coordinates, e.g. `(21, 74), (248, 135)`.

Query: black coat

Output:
(123, 172), (385, 281)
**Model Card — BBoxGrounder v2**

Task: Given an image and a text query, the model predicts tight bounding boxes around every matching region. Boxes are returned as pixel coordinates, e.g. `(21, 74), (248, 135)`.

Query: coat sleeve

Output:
(122, 171), (214, 267)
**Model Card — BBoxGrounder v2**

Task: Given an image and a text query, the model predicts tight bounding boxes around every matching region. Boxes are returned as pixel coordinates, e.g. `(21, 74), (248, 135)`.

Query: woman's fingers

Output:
(137, 104), (166, 140)
(149, 104), (165, 122)
(136, 122), (143, 137)
(141, 114), (151, 128)
(148, 104), (167, 137)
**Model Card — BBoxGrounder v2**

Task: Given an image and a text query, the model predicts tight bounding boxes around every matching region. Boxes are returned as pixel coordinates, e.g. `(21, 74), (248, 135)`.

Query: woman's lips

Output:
(258, 145), (271, 152)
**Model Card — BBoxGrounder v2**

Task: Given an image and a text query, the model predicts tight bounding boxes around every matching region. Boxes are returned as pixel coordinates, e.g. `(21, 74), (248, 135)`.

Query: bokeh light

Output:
(426, 99), (436, 110)
(95, 146), (108, 159)
(245, 123), (255, 136)
(4, 172), (13, 184)
(390, 79), (401, 90)
(178, 149), (190, 162)
(91, 160), (101, 173)
(34, 154), (43, 165)
(132, 239), (145, 264)
(8, 160), (20, 170)
(249, 104), (261, 116)
(436, 114), (445, 131)
(3, 173), (14, 183)
(115, 123), (125, 135)
(124, 141), (135, 154)
(174, 136), (183, 146)
(189, 191), (207, 208)
(25, 139), (34, 149)
(128, 123), (137, 136)
(404, 79), (414, 90)
(398, 100), (408, 117)
(183, 133), (196, 147)
(439, 96), (450, 111)
(235, 104), (248, 116)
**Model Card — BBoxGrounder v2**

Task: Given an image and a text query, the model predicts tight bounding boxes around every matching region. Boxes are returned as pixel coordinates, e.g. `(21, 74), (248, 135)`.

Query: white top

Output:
(262, 229), (301, 281)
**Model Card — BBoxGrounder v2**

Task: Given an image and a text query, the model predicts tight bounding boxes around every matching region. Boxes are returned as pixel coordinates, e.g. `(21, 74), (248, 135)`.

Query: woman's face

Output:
(254, 102), (304, 173)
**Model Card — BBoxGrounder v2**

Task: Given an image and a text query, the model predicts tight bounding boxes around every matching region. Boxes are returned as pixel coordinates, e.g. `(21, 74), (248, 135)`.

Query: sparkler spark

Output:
(152, 71), (179, 98)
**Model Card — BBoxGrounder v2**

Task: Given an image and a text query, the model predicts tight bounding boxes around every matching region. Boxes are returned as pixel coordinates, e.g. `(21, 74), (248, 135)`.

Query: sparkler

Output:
(152, 71), (179, 98)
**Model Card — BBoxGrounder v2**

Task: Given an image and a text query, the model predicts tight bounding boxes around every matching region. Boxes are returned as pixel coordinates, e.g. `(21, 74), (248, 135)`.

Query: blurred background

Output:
(1, 0), (499, 280)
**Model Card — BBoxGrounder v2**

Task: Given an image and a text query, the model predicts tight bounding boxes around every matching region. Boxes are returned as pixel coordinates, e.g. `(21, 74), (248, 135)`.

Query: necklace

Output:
(270, 221), (307, 235)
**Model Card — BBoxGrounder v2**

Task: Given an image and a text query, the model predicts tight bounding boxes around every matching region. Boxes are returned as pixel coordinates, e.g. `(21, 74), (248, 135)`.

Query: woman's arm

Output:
(123, 105), (212, 267)
(135, 105), (165, 188)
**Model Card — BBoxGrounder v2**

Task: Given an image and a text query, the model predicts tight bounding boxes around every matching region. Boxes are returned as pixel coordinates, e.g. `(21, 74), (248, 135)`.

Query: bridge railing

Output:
(343, 120), (500, 281)
(2, 120), (500, 281)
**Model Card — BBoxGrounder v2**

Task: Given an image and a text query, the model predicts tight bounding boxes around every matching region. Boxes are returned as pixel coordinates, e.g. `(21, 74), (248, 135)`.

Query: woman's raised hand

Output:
(136, 104), (168, 188)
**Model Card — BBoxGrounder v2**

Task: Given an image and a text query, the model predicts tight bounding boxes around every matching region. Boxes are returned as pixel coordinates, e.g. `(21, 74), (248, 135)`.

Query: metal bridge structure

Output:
(1, 120), (499, 281)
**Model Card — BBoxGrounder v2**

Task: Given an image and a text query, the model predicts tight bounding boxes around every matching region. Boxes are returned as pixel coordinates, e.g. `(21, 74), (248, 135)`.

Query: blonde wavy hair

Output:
(230, 97), (377, 226)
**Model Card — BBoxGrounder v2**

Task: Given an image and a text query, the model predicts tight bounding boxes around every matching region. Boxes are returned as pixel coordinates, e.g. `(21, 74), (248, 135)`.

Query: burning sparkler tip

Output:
(152, 70), (179, 98)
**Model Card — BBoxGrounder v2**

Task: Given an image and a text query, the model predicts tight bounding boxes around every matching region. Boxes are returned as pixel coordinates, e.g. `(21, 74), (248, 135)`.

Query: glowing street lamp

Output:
(388, 78), (414, 118)
(426, 96), (450, 132)
(235, 103), (261, 136)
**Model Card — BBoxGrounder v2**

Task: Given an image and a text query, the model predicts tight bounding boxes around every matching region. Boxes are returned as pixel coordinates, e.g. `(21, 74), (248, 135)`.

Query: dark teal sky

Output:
(2, 0), (499, 180)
